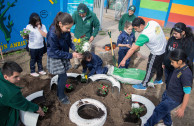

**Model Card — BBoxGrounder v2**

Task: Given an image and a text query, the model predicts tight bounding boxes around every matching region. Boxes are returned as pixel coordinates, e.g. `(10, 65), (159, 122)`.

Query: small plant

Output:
(98, 84), (108, 95)
(42, 106), (48, 113)
(130, 107), (144, 118)
(20, 28), (30, 37)
(65, 84), (73, 90)
(125, 93), (131, 99)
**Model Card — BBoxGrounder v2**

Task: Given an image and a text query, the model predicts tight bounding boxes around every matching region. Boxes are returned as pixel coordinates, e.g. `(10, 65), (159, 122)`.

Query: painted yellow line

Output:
(171, 3), (194, 17)
(49, 0), (54, 4)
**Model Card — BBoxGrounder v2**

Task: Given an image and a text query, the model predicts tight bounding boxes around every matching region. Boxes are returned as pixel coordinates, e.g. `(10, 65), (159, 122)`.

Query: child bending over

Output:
(81, 51), (108, 77)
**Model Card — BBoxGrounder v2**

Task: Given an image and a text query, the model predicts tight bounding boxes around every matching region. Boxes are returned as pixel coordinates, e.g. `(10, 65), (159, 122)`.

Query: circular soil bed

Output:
(18, 74), (156, 126)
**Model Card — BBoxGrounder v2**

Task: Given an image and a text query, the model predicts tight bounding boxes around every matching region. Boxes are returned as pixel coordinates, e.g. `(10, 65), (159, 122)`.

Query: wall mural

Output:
(0, 0), (17, 43)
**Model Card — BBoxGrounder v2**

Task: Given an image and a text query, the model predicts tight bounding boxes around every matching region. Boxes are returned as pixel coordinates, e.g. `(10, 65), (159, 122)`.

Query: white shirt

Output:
(26, 24), (47, 49)
(136, 21), (166, 55)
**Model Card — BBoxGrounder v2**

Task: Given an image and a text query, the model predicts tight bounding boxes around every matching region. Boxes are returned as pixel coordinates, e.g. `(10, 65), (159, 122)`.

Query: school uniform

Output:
(82, 53), (108, 77)
(26, 24), (47, 73)
(164, 36), (194, 85)
(47, 25), (75, 100)
(117, 31), (135, 68)
(145, 65), (193, 126)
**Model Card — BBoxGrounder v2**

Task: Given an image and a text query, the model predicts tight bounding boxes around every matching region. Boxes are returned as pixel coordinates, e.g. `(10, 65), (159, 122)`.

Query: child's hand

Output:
(126, 44), (131, 48)
(72, 52), (82, 58)
(37, 24), (41, 29)
(175, 107), (185, 118)
(37, 106), (45, 116)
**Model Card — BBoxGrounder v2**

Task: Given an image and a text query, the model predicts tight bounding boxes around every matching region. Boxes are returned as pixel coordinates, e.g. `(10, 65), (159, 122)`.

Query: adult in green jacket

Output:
(118, 5), (136, 33)
(0, 61), (44, 126)
(72, 3), (100, 69)
(72, 3), (100, 42)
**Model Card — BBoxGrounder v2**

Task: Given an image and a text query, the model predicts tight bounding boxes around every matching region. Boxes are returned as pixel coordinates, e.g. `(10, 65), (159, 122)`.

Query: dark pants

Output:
(164, 68), (173, 89)
(57, 73), (67, 100)
(30, 47), (44, 73)
(142, 53), (164, 86)
(145, 91), (180, 126)
(118, 50), (130, 68)
(88, 66), (108, 77)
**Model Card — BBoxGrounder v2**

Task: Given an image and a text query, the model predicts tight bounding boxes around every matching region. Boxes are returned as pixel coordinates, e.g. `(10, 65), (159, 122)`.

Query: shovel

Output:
(108, 30), (118, 67)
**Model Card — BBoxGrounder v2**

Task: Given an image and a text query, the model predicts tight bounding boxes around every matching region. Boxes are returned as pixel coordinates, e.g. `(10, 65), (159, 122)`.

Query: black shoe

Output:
(60, 96), (70, 104)
(73, 64), (80, 69)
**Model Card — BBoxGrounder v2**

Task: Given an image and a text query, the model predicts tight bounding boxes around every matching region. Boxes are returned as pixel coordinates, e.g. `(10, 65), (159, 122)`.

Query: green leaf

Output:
(7, 2), (10, 6)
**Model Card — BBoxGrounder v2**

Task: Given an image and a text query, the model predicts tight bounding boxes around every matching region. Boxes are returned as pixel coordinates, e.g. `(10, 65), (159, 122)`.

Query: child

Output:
(0, 61), (44, 126)
(47, 12), (81, 104)
(117, 21), (135, 68)
(81, 51), (108, 77)
(163, 22), (194, 87)
(145, 49), (193, 126)
(24, 13), (47, 77)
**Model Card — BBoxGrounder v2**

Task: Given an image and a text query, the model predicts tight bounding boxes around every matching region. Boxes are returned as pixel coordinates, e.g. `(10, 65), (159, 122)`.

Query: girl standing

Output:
(117, 21), (135, 68)
(145, 49), (193, 126)
(47, 12), (81, 104)
(26, 13), (47, 77)
(163, 22), (194, 87)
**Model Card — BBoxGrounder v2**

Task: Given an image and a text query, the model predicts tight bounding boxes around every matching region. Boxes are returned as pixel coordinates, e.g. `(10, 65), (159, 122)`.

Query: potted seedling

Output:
(97, 84), (109, 97)
(81, 74), (87, 83)
(20, 28), (30, 39)
(65, 83), (74, 93)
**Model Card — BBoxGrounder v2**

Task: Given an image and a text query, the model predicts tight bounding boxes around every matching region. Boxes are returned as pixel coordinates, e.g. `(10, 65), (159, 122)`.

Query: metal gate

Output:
(115, 0), (129, 20)
(93, 0), (104, 29)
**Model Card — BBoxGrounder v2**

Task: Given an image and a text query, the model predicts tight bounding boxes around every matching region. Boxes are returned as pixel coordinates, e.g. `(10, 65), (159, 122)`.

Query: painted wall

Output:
(0, 0), (60, 53)
(166, 0), (194, 29)
(136, 0), (170, 26)
(131, 0), (194, 29)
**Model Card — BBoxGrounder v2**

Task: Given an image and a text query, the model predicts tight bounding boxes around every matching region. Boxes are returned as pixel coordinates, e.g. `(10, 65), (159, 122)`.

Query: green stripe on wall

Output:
(140, 0), (169, 12)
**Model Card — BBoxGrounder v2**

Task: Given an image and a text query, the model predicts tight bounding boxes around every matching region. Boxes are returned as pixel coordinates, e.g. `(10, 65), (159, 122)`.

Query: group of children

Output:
(1, 3), (193, 126)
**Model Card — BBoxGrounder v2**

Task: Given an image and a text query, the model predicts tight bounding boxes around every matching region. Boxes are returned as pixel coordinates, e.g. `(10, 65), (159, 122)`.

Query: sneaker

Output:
(154, 79), (163, 85)
(60, 97), (70, 104)
(132, 84), (147, 90)
(30, 72), (39, 77)
(39, 71), (46, 75)
(73, 64), (80, 69)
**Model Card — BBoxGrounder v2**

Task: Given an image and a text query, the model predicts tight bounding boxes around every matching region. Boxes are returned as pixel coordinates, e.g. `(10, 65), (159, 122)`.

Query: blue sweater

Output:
(117, 31), (135, 51)
(47, 26), (75, 59)
(83, 53), (103, 77)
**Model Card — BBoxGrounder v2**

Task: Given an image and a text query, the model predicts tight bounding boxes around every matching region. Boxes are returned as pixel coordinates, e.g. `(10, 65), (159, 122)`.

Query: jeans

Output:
(118, 50), (130, 68)
(144, 91), (180, 126)
(29, 47), (44, 73)
(57, 73), (67, 100)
